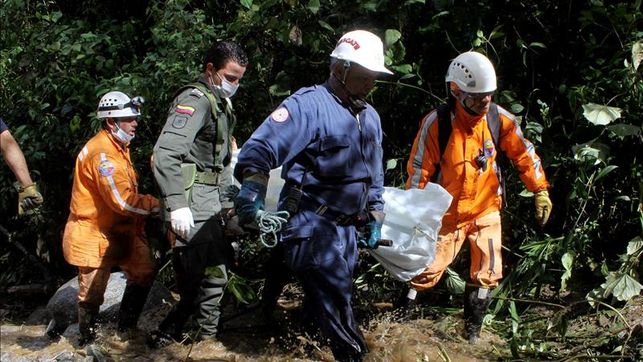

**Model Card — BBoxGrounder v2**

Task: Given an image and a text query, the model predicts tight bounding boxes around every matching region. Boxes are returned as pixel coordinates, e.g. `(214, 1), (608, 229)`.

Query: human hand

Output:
(358, 220), (382, 249)
(534, 190), (552, 227)
(234, 180), (267, 226)
(357, 211), (385, 249)
(18, 183), (43, 215)
(170, 207), (194, 239)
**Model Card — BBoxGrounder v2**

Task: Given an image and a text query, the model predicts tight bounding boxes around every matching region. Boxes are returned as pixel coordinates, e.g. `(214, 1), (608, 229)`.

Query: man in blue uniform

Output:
(234, 30), (392, 362)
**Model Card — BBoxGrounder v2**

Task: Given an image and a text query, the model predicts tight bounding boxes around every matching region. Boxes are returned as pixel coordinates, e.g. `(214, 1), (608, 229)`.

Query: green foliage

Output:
(0, 0), (641, 359)
(590, 236), (643, 302)
(226, 272), (257, 305)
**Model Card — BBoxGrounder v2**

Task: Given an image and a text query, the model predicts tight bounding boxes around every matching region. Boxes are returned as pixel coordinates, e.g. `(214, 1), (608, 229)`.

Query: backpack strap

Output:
(436, 104), (452, 159)
(432, 102), (503, 189)
(487, 103), (500, 147)
(431, 103), (452, 182)
(486, 102), (507, 206)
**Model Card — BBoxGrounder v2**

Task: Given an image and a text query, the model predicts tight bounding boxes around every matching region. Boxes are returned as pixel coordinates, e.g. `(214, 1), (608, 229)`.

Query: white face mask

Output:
(212, 72), (239, 98)
(112, 122), (134, 144)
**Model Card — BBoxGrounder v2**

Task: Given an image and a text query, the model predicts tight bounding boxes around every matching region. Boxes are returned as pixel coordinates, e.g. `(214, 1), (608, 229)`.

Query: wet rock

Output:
(43, 272), (175, 339)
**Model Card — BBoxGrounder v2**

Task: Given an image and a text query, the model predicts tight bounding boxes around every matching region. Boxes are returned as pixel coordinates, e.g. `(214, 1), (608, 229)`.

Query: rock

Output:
(43, 272), (175, 339)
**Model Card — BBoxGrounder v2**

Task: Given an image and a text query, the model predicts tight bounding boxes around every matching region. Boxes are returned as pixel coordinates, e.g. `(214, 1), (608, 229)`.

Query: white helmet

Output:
(330, 30), (393, 75)
(445, 51), (497, 93)
(96, 91), (143, 119)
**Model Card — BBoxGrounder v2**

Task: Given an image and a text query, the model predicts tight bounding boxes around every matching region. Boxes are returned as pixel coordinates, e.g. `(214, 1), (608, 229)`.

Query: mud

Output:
(1, 298), (508, 361)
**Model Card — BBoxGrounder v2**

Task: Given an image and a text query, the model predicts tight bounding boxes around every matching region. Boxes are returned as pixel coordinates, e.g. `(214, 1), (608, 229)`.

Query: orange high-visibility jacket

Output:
(406, 103), (549, 229)
(63, 129), (159, 268)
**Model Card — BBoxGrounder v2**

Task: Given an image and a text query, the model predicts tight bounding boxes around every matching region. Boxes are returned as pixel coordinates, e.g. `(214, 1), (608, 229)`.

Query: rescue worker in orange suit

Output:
(62, 91), (160, 345)
(404, 51), (552, 343)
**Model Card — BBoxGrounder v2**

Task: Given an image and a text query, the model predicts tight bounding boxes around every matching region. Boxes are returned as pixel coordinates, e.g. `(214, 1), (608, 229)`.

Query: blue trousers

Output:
(281, 210), (367, 361)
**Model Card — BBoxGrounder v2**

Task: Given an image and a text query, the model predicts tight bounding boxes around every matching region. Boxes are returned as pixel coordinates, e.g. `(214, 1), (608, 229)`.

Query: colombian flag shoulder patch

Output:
(175, 104), (195, 116)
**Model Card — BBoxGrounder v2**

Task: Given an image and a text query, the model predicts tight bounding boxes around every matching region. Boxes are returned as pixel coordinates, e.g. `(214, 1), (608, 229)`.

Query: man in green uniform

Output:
(149, 41), (248, 346)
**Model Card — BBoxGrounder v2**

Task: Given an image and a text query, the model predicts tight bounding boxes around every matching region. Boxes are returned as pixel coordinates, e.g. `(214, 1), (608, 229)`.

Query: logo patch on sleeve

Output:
(175, 104), (195, 116)
(172, 115), (188, 129)
(98, 160), (115, 176)
(270, 107), (289, 123)
(483, 139), (495, 157)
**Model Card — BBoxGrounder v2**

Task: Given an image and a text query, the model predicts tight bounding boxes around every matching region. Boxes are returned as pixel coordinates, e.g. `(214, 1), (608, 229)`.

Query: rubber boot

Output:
(78, 303), (99, 346)
(117, 283), (152, 337)
(259, 244), (290, 325)
(463, 285), (491, 344)
(193, 266), (228, 341)
(147, 303), (193, 348)
(392, 285), (417, 321)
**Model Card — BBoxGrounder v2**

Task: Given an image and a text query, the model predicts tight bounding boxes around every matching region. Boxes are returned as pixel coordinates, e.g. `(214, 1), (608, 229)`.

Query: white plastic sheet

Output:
(370, 185), (453, 282)
(229, 150), (284, 211)
(230, 151), (453, 281)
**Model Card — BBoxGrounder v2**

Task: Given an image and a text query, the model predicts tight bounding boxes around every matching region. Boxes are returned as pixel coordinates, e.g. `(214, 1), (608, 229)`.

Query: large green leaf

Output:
(572, 141), (611, 165)
(626, 236), (643, 255)
(632, 40), (642, 71)
(607, 123), (641, 137)
(582, 103), (622, 126)
(386, 158), (397, 171)
(444, 267), (465, 294)
(384, 29), (402, 47)
(560, 251), (575, 291)
(307, 0), (320, 14)
(601, 272), (643, 302)
(240, 0), (253, 9)
(594, 165), (618, 182)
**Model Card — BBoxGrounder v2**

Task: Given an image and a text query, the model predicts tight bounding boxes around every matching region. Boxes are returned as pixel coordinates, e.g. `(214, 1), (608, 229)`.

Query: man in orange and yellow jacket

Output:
(405, 51), (552, 343)
(62, 91), (159, 345)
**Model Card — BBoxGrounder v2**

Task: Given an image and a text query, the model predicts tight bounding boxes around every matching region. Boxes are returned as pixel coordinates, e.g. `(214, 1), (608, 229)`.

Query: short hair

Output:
(203, 41), (248, 71)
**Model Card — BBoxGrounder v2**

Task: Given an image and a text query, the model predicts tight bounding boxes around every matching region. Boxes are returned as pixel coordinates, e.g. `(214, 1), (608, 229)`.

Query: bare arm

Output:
(1, 130), (34, 187)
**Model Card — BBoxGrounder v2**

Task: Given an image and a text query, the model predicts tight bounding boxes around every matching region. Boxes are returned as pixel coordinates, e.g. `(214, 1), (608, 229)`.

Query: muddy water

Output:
(1, 305), (506, 361)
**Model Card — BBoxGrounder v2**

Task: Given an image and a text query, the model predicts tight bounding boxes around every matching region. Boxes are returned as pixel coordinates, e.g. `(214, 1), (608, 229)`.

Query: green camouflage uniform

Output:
(152, 76), (235, 339)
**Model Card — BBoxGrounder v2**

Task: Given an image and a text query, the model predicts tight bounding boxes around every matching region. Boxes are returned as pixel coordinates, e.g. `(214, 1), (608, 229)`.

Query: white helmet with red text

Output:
(445, 51), (497, 93)
(330, 30), (393, 74)
(96, 91), (144, 119)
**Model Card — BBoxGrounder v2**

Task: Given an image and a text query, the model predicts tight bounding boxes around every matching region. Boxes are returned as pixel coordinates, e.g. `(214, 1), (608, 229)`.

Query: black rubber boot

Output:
(332, 343), (366, 362)
(463, 285), (491, 344)
(392, 285), (417, 321)
(147, 304), (193, 348)
(117, 283), (151, 334)
(78, 303), (99, 346)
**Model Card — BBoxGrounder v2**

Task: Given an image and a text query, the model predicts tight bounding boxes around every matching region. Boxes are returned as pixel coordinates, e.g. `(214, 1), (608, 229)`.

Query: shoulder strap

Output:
(177, 82), (230, 172)
(436, 103), (452, 160)
(487, 102), (500, 147)
(486, 102), (508, 206)
(431, 103), (452, 183)
(180, 82), (221, 120)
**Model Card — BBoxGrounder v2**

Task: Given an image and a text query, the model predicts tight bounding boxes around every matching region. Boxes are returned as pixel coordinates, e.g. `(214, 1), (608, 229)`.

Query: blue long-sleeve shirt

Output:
(235, 83), (384, 216)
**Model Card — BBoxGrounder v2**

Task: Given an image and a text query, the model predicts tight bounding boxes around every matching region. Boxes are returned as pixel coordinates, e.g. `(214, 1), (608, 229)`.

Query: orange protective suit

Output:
(406, 102), (549, 290)
(63, 129), (159, 297)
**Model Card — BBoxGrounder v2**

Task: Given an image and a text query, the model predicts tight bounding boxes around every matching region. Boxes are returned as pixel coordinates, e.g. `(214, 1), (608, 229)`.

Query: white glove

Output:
(170, 207), (194, 239)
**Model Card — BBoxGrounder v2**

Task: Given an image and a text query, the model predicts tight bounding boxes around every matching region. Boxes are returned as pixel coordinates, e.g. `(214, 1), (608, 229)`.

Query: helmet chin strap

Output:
(333, 62), (366, 113)
(451, 88), (482, 116)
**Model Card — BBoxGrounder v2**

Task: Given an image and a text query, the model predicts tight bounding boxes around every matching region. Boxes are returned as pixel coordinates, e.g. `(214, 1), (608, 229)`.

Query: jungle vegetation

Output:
(0, 0), (641, 360)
